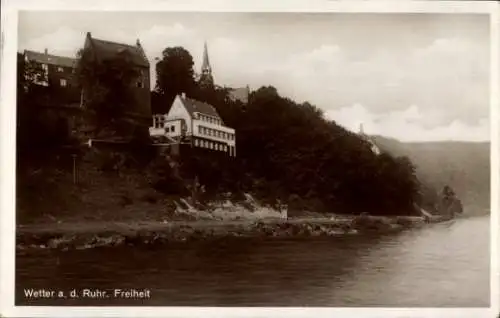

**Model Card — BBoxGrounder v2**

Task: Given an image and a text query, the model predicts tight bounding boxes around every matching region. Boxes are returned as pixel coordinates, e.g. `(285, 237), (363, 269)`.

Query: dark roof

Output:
(228, 87), (250, 103)
(88, 37), (149, 68)
(24, 50), (77, 68)
(180, 95), (222, 121)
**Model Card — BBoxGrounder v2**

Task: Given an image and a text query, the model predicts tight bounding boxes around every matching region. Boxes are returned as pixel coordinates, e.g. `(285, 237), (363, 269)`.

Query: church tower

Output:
(199, 41), (214, 88)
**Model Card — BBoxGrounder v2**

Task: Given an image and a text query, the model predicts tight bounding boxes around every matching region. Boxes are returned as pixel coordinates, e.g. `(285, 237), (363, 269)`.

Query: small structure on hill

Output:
(228, 86), (250, 104)
(149, 93), (237, 157)
(358, 123), (381, 155)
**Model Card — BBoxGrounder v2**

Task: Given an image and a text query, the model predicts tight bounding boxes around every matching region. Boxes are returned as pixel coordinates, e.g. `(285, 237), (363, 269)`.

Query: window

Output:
(224, 145), (228, 152)
(209, 142), (213, 149)
(198, 126), (202, 134)
(57, 67), (64, 72)
(42, 64), (48, 72)
(60, 79), (67, 87)
(195, 139), (199, 147)
(171, 126), (175, 132)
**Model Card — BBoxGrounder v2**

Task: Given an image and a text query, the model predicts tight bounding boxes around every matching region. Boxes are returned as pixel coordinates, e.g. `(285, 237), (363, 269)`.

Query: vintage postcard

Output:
(1, 0), (499, 317)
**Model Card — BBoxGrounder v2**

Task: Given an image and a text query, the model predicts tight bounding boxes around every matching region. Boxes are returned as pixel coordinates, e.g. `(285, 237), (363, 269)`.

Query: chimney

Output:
(44, 48), (48, 55)
(136, 39), (141, 47)
(181, 92), (186, 99)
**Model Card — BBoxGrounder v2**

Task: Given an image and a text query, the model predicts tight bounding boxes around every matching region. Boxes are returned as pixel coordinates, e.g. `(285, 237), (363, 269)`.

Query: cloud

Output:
(18, 19), (489, 142)
(240, 36), (489, 130)
(19, 26), (84, 57)
(325, 104), (489, 142)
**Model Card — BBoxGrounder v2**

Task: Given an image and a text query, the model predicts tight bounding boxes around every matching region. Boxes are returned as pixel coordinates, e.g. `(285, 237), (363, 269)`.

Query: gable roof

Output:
(201, 41), (211, 72)
(179, 95), (222, 121)
(24, 50), (77, 68)
(86, 33), (149, 68)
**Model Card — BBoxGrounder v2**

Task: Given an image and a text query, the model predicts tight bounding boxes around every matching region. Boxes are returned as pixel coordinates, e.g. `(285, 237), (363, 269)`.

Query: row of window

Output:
(152, 122), (176, 133)
(164, 125), (176, 133)
(194, 139), (233, 152)
(195, 113), (222, 126)
(40, 64), (143, 87)
(33, 77), (68, 87)
(41, 64), (67, 73)
(152, 116), (168, 129)
(198, 126), (235, 140)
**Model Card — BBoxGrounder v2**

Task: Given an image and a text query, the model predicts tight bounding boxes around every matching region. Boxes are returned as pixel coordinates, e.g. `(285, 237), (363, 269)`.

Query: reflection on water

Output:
(16, 215), (490, 307)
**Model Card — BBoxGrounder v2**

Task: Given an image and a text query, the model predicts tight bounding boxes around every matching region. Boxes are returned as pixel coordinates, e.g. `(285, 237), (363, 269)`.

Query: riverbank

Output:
(16, 214), (436, 252)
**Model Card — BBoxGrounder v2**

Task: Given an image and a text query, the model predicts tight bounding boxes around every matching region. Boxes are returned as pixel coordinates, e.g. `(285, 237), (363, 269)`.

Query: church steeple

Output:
(202, 42), (211, 74)
(199, 41), (214, 88)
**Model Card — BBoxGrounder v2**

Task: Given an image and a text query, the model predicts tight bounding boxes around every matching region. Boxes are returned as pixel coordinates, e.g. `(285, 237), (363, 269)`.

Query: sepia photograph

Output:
(1, 1), (498, 317)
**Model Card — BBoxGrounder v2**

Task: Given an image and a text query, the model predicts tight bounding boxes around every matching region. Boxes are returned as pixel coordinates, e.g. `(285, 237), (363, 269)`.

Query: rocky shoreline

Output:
(16, 214), (438, 252)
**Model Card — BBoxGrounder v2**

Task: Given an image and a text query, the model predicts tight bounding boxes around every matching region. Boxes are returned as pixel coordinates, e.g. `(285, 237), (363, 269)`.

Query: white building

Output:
(149, 93), (236, 157)
(359, 123), (381, 155)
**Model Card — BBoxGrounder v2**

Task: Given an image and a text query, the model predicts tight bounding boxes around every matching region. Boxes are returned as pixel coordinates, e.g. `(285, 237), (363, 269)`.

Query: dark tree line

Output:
(151, 47), (422, 216)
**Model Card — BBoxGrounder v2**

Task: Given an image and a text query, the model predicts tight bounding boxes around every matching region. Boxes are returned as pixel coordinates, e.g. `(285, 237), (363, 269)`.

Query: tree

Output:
(155, 47), (196, 102)
(75, 48), (140, 136)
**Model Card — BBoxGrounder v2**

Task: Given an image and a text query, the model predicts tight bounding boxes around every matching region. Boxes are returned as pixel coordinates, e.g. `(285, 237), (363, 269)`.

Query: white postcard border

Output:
(1, 1), (498, 318)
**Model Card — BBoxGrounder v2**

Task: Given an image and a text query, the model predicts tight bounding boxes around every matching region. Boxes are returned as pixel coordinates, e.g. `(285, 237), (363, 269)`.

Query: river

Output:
(15, 214), (490, 307)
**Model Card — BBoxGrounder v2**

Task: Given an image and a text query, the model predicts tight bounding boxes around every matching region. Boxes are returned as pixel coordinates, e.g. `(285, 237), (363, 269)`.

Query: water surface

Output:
(16, 215), (490, 307)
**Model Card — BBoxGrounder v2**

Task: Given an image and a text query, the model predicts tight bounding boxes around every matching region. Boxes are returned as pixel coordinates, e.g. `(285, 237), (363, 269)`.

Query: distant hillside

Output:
(372, 136), (490, 214)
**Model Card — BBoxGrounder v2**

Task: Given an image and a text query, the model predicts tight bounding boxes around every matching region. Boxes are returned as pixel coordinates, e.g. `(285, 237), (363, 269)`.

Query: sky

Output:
(17, 11), (491, 142)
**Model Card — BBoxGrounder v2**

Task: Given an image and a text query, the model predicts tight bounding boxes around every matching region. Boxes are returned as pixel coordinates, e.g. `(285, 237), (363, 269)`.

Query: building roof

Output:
(228, 86), (250, 104)
(86, 33), (149, 68)
(180, 95), (222, 121)
(23, 50), (77, 68)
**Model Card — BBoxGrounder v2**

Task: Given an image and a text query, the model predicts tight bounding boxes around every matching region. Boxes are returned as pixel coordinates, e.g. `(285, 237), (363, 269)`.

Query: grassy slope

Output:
(372, 136), (490, 213)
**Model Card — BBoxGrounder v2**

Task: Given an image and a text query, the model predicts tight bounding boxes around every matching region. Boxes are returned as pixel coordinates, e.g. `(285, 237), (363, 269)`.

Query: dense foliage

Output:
(153, 47), (197, 112)
(153, 47), (422, 216)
